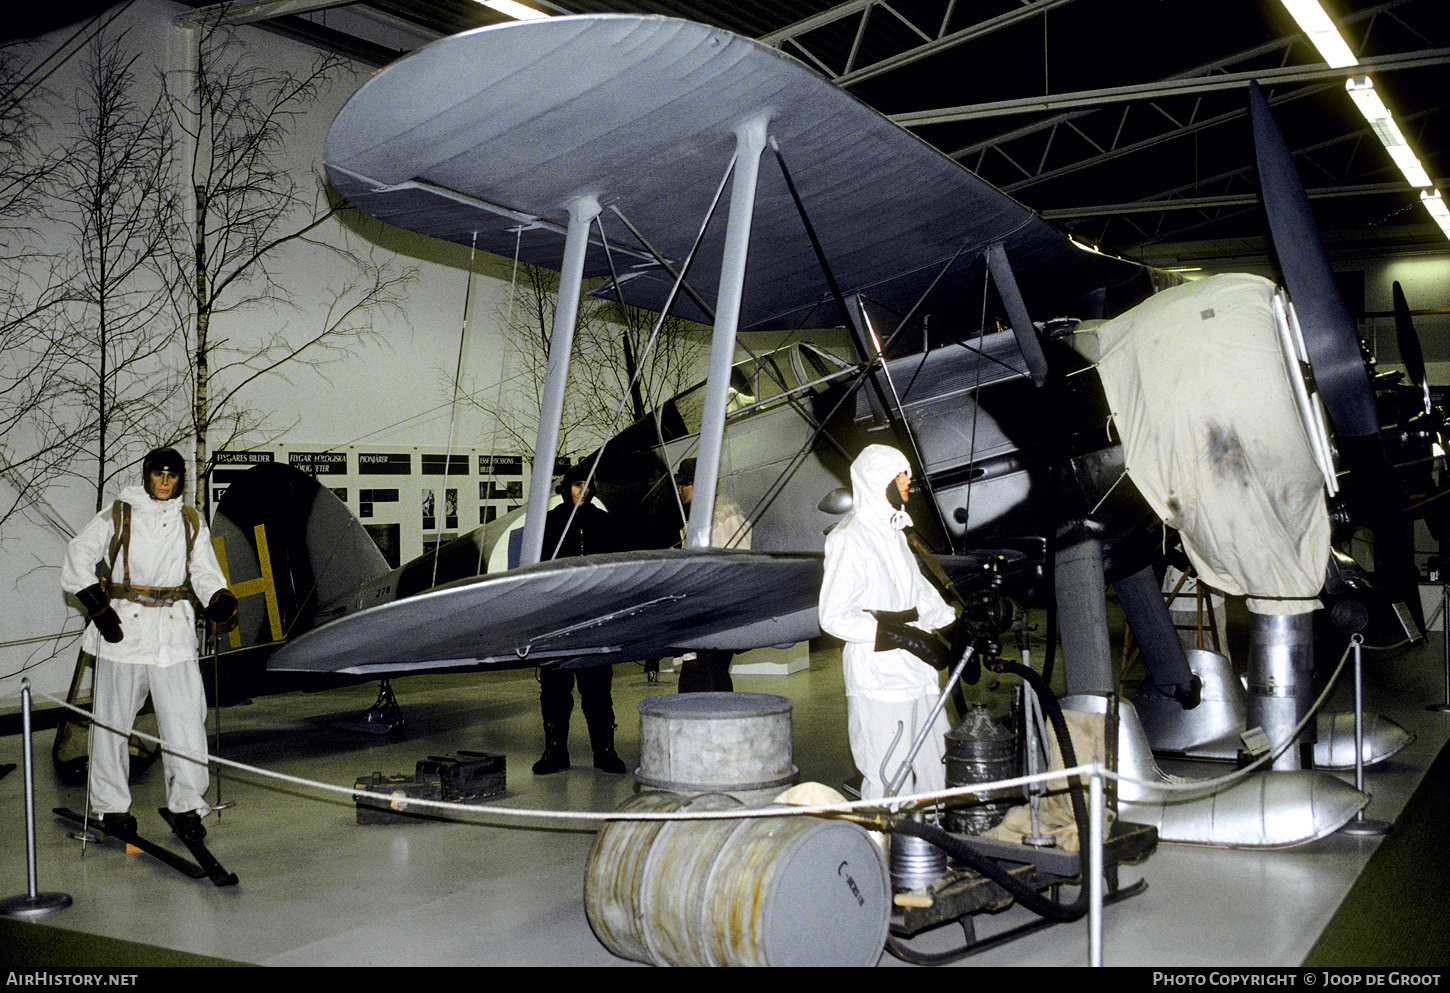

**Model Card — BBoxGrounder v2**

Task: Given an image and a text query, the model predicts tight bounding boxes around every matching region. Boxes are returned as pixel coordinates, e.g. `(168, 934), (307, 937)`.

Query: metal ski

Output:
(53, 807), (208, 881)
(158, 808), (239, 887)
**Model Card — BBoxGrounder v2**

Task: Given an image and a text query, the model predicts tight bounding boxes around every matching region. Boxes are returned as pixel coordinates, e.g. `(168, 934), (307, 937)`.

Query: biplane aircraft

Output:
(210, 15), (1442, 848)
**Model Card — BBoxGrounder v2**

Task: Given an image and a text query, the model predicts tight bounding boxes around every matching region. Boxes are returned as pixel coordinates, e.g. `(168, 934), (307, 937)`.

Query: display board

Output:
(211, 447), (553, 568)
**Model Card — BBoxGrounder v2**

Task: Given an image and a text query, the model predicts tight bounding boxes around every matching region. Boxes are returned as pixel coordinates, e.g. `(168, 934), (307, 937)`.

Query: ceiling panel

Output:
(8, 0), (1447, 270)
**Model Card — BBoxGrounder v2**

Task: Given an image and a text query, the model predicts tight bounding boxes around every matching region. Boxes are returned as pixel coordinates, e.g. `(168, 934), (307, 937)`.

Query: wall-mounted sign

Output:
(289, 451), (348, 475)
(358, 453), (412, 475)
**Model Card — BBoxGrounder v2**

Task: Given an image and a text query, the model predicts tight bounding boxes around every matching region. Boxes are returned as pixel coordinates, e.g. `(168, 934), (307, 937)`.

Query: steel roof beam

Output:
(758, 0), (1081, 87)
(893, 48), (1450, 126)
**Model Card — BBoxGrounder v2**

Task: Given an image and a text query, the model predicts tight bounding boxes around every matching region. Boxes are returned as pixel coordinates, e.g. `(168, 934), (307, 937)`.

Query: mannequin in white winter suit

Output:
(61, 450), (234, 836)
(819, 445), (956, 801)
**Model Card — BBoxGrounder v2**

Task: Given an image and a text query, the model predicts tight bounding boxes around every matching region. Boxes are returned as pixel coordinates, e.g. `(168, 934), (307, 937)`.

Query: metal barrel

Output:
(889, 818), (948, 890)
(582, 791), (709, 964)
(584, 794), (891, 967)
(635, 691), (797, 800)
(638, 793), (747, 967)
(943, 705), (1020, 836)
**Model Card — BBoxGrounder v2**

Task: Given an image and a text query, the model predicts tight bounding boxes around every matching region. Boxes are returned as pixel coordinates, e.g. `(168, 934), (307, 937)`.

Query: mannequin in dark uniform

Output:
(674, 458), (745, 693)
(532, 461), (626, 774)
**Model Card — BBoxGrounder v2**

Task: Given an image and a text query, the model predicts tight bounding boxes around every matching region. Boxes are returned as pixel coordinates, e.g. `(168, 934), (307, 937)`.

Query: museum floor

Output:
(2, 621), (1448, 969)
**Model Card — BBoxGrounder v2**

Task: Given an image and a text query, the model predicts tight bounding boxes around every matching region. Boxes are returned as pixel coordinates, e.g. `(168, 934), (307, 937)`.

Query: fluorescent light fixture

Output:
(1279, 0), (1358, 67)
(1345, 76), (1434, 188)
(1422, 189), (1450, 240)
(1280, 4), (1445, 243)
(482, 0), (549, 20)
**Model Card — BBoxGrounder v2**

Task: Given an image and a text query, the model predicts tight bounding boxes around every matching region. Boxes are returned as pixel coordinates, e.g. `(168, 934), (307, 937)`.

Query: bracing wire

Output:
(547, 158), (737, 561)
(474, 226), (527, 576)
(433, 232), (478, 588)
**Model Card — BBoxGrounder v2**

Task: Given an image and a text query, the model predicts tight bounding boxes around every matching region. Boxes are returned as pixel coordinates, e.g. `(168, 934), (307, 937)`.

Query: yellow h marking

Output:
(213, 525), (283, 647)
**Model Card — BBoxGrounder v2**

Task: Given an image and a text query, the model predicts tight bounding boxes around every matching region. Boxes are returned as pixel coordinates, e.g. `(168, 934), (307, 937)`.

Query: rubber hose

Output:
(996, 657), (1093, 877)
(885, 659), (1093, 923)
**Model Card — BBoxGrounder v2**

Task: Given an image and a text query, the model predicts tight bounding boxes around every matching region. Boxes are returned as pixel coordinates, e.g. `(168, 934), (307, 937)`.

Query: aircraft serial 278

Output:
(209, 15), (1442, 848)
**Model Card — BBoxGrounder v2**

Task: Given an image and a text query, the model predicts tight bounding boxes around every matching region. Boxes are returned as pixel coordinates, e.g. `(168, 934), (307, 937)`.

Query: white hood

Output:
(846, 443), (911, 532)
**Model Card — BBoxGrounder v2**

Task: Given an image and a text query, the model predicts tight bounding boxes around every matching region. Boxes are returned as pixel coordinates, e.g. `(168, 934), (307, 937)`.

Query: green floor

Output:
(1303, 739), (1450, 968)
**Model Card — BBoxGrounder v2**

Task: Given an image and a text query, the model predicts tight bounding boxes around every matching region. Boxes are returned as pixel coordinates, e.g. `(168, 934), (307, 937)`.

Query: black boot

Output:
(577, 667), (624, 773)
(101, 812), (137, 838)
(590, 722), (626, 774)
(532, 724), (570, 774)
(170, 810), (206, 841)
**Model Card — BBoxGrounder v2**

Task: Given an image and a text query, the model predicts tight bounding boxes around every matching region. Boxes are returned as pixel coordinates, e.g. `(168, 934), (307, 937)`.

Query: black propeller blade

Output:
(1249, 82), (1381, 441)
(1249, 81), (1423, 635)
(1388, 281), (1449, 539)
(1393, 281), (1434, 420)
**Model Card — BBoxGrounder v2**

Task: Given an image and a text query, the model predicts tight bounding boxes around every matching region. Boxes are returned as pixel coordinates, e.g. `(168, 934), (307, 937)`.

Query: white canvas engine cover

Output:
(1073, 273), (1329, 614)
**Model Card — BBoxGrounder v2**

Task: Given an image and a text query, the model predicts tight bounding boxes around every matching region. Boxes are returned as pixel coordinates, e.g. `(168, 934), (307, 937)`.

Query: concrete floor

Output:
(2, 628), (1447, 968)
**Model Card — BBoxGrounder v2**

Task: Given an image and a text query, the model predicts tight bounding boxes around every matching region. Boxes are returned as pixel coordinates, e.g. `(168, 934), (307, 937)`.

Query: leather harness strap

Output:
(103, 501), (201, 609)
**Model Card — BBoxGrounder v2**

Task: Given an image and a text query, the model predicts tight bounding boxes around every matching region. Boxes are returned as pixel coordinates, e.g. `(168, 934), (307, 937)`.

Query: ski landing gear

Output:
(331, 679), (406, 735)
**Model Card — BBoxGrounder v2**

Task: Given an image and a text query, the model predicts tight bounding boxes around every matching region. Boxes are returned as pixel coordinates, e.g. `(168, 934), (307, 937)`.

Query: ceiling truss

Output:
(145, 0), (1449, 265)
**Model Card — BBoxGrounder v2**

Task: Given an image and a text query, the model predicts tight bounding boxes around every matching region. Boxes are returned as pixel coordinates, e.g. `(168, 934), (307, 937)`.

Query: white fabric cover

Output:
(1072, 273), (1329, 614)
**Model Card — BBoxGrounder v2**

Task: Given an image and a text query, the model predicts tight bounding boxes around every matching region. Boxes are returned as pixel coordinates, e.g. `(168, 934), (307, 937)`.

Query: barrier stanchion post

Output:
(1088, 766), (1104, 967)
(1432, 571), (1450, 714)
(1, 679), (73, 919)
(1341, 635), (1391, 837)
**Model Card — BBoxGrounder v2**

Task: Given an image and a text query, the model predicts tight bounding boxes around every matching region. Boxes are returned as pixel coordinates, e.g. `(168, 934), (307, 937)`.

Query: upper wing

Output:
(324, 14), (1146, 333)
(267, 548), (824, 676)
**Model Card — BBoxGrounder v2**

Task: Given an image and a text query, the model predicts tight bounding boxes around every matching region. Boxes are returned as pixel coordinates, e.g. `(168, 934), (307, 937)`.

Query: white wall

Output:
(0, 2), (578, 701)
(1362, 252), (1450, 385)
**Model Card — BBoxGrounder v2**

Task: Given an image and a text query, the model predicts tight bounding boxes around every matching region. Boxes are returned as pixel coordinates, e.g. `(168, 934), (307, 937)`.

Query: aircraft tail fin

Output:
(212, 463), (389, 650)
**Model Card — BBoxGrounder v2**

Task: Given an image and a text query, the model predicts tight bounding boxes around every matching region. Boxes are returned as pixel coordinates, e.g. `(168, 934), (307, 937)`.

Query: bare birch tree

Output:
(0, 45), (92, 528)
(463, 263), (706, 461)
(165, 16), (415, 515)
(48, 30), (185, 513)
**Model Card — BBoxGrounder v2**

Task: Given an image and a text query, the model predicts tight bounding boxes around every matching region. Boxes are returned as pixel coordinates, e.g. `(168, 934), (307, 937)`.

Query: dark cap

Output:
(556, 458), (596, 495)
(141, 447), (186, 500)
(142, 448), (185, 476)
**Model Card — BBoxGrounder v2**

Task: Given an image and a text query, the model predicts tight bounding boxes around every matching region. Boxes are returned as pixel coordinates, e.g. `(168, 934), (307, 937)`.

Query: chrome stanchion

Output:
(1088, 766), (1104, 967)
(1020, 684), (1056, 847)
(0, 680), (73, 919)
(1431, 572), (1450, 714)
(1341, 635), (1391, 837)
(207, 636), (235, 816)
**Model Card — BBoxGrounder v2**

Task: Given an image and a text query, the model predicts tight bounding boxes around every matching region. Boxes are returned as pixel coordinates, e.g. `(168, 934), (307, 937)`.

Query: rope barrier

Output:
(31, 636), (1353, 825)
(34, 683), (1112, 822)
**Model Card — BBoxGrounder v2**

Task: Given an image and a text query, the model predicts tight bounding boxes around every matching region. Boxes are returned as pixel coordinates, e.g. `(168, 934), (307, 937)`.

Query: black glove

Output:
(945, 622), (981, 686)
(205, 589), (238, 631)
(76, 584), (123, 644)
(873, 615), (950, 670)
